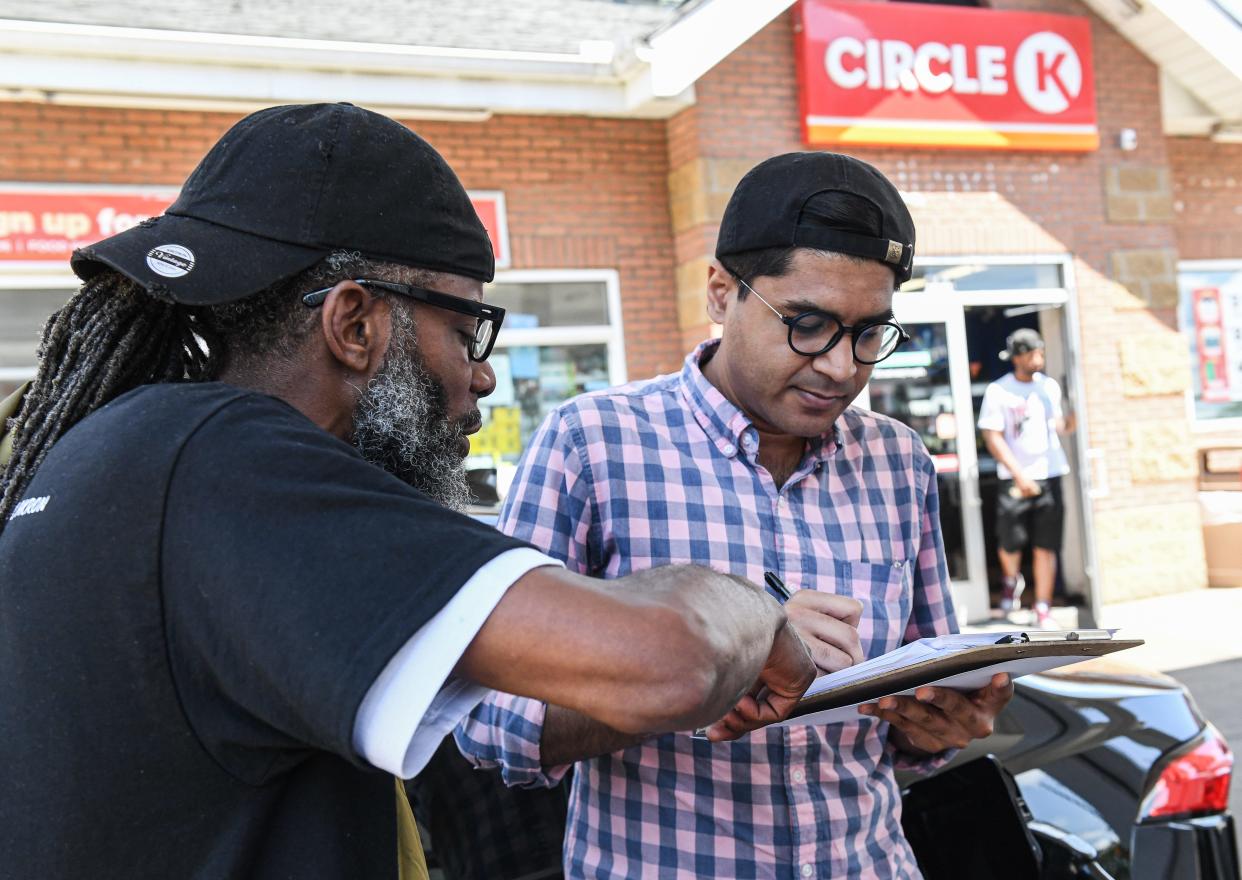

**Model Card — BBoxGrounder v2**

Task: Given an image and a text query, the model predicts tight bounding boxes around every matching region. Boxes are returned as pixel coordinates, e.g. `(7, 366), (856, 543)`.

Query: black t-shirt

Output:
(0, 382), (528, 879)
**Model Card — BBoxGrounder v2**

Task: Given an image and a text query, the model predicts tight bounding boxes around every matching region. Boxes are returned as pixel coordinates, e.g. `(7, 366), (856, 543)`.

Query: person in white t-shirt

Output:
(977, 328), (1076, 628)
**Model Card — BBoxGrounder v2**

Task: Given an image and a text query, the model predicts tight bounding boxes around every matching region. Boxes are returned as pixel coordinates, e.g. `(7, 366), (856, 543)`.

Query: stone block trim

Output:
(1127, 421), (1199, 483)
(667, 159), (708, 236)
(1105, 164), (1175, 224)
(1119, 334), (1193, 397)
(1110, 247), (1180, 309)
(1094, 502), (1207, 601)
(666, 157), (757, 235)
(675, 257), (711, 330)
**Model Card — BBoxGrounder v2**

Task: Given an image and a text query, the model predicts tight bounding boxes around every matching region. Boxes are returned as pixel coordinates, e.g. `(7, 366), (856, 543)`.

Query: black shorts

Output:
(996, 476), (1064, 553)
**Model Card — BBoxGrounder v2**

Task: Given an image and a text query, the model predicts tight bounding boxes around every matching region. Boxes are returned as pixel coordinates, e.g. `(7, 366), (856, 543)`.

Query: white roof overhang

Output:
(1080, 0), (1242, 141)
(638, 0), (797, 97)
(0, 1), (800, 120)
(0, 18), (696, 120)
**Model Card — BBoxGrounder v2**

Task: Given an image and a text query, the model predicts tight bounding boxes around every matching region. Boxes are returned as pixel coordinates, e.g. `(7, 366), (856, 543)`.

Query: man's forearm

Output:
(456, 564), (788, 735)
(982, 431), (1025, 481)
(541, 704), (647, 768)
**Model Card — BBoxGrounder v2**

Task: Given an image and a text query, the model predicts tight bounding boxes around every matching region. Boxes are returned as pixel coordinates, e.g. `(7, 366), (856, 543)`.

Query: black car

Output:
(418, 658), (1238, 880)
(899, 660), (1239, 880)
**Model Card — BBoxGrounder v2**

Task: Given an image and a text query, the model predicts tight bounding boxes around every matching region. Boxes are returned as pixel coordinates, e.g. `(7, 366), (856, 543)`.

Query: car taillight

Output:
(1140, 725), (1232, 821)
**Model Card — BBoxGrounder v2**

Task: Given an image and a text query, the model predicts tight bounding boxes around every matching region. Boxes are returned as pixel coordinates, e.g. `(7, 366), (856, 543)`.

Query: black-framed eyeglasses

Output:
(724, 268), (909, 365)
(302, 279), (506, 362)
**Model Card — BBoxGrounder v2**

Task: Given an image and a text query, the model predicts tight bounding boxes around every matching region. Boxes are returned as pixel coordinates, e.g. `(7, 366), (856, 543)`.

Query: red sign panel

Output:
(795, 0), (1099, 151)
(470, 191), (511, 270)
(0, 187), (511, 269)
(0, 189), (175, 264)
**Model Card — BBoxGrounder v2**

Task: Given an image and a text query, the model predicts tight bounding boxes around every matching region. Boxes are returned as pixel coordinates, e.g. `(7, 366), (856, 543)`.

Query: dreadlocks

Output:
(0, 273), (217, 527)
(0, 250), (436, 530)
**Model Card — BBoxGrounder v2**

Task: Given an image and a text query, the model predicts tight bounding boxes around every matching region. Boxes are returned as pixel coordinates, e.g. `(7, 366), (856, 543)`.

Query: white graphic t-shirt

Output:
(977, 372), (1069, 480)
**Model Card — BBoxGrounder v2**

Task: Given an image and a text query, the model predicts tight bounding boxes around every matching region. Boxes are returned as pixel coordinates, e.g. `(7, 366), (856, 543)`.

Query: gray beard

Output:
(351, 320), (476, 512)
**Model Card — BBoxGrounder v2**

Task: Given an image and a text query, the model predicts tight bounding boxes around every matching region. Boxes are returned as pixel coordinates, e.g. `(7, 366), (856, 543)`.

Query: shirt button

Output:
(801, 864), (814, 877)
(792, 769), (805, 783)
(722, 444), (735, 456)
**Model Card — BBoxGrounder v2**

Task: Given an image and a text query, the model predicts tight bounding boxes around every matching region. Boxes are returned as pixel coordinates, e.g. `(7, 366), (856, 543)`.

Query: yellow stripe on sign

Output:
(805, 124), (1099, 152)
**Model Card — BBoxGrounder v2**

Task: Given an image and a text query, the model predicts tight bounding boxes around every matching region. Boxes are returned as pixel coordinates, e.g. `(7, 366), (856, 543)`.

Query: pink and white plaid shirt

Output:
(456, 340), (958, 879)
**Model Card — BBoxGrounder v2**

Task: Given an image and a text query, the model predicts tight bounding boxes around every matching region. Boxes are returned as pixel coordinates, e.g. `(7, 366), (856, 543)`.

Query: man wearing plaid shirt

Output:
(456, 153), (1013, 878)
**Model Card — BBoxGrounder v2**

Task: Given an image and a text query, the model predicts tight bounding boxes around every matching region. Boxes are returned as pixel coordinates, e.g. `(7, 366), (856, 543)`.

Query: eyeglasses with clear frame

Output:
(724, 267), (909, 365)
(301, 278), (506, 362)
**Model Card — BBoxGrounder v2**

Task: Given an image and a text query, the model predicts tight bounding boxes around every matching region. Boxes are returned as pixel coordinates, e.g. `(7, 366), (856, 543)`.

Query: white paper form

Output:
(779, 629), (1122, 728)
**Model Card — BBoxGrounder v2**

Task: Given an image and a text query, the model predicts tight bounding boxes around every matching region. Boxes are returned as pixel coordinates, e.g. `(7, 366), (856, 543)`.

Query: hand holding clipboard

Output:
(777, 629), (1143, 728)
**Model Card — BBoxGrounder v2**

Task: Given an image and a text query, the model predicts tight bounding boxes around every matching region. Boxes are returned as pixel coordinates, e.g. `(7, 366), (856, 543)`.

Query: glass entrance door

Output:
(866, 299), (989, 623)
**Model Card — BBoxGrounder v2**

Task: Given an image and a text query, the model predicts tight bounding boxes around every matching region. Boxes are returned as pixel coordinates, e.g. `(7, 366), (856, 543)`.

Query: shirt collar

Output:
(677, 339), (841, 463)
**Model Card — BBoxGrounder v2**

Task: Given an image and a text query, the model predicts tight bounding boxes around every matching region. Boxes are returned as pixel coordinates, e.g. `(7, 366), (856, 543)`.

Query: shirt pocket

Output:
(834, 558), (913, 661)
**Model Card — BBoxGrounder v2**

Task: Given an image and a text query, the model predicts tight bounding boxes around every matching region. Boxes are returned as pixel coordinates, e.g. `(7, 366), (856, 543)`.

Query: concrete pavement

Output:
(1096, 586), (1242, 673)
(964, 586), (1242, 672)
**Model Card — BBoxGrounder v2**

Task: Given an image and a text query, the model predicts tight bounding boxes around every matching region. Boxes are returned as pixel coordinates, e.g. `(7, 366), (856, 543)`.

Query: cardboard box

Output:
(1200, 491), (1242, 587)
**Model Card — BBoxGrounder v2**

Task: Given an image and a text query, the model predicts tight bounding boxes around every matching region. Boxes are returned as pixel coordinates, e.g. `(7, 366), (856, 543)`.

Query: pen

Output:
(763, 571), (793, 604)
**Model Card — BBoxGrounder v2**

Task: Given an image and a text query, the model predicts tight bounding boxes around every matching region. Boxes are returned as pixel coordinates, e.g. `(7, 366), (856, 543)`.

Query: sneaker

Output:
(1035, 602), (1057, 629)
(1000, 574), (1026, 613)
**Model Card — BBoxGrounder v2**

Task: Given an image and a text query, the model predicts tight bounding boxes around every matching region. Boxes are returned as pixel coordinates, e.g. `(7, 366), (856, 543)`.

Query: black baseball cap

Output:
(1000, 328), (1045, 361)
(715, 152), (915, 284)
(71, 103), (495, 305)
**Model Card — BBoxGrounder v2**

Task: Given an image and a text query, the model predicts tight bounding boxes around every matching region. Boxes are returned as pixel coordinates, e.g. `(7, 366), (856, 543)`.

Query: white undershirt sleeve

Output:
(352, 547), (563, 779)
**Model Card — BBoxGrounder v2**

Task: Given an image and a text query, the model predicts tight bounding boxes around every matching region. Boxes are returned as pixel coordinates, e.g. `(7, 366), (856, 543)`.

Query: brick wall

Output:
(1169, 136), (1242, 261)
(0, 104), (682, 382)
(0, 104), (235, 183)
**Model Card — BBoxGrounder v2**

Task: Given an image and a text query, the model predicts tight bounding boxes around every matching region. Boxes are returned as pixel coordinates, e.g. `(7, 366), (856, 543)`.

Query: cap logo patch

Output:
(146, 244), (195, 278)
(885, 240), (903, 265)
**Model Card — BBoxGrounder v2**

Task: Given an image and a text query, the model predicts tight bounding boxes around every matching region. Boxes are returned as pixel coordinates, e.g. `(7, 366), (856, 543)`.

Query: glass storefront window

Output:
(0, 274), (625, 510)
(867, 322), (967, 580)
(466, 273), (622, 509)
(0, 287), (73, 397)
(1178, 262), (1242, 423)
(485, 280), (610, 327)
(902, 262), (1064, 293)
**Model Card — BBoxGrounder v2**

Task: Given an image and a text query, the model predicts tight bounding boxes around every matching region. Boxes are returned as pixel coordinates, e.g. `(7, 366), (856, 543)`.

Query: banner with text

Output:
(795, 0), (1098, 151)
(0, 187), (511, 269)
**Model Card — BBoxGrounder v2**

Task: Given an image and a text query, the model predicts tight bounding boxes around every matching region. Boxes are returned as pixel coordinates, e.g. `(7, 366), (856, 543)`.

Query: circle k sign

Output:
(797, 1), (1099, 152)
(1013, 31), (1082, 115)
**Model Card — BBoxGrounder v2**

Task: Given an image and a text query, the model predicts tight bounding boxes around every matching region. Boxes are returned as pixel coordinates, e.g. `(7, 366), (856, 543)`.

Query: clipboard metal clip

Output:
(995, 629), (1114, 645)
(995, 633), (1030, 645)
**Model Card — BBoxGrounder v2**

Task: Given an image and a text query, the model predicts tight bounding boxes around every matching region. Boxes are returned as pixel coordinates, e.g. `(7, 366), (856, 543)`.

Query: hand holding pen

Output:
(768, 570), (865, 675)
(696, 571), (862, 740)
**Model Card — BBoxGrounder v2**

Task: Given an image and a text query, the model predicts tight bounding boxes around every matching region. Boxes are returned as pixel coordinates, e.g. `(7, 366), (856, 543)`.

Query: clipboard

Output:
(776, 630), (1144, 728)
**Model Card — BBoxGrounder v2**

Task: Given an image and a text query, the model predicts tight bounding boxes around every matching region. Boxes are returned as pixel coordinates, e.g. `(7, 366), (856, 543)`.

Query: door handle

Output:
(1086, 448), (1109, 499)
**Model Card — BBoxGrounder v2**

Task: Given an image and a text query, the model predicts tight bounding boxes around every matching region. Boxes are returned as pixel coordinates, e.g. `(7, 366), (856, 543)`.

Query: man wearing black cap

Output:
(0, 104), (816, 879)
(456, 152), (1013, 878)
(978, 328), (1076, 628)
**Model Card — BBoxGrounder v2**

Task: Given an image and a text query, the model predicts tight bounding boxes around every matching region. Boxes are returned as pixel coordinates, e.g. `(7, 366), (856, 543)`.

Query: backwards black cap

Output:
(71, 103), (495, 305)
(1000, 328), (1045, 361)
(715, 152), (915, 284)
